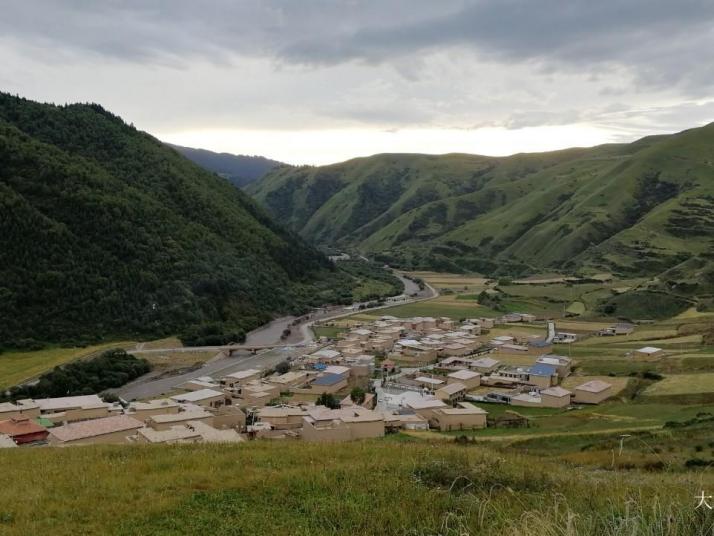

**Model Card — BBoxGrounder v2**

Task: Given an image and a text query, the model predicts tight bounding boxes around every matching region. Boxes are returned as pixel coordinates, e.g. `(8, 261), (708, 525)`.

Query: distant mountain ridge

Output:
(249, 124), (714, 307)
(167, 143), (283, 187)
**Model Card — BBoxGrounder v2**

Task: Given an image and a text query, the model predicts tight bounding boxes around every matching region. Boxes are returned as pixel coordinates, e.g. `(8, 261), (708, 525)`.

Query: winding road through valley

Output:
(116, 272), (437, 401)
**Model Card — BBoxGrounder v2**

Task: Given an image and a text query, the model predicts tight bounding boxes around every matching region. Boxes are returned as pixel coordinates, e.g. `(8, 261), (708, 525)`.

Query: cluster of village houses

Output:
(1, 313), (660, 448)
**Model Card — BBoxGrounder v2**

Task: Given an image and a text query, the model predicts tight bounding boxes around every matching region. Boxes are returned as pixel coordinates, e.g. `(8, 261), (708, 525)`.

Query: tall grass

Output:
(0, 440), (711, 535)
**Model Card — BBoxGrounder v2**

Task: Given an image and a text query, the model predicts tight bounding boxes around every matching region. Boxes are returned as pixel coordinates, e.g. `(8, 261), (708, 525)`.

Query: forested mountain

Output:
(0, 93), (396, 349)
(167, 144), (282, 188)
(249, 125), (714, 300)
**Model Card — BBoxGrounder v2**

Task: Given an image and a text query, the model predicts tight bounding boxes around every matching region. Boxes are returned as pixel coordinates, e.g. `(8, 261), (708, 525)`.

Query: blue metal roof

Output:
(311, 373), (344, 386)
(529, 363), (558, 376)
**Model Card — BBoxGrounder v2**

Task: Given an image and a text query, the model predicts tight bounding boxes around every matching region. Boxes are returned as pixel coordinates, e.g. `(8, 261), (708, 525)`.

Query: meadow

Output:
(0, 439), (712, 536)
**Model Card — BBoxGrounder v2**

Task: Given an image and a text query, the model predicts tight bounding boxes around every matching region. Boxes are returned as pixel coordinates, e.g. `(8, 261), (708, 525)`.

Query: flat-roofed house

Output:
(509, 392), (543, 408)
(239, 381), (281, 407)
(148, 410), (213, 431)
(430, 402), (488, 431)
(470, 357), (500, 374)
(171, 389), (228, 408)
(527, 363), (559, 388)
(351, 329), (373, 341)
(49, 415), (143, 446)
(414, 376), (445, 390)
(367, 337), (393, 353)
(301, 406), (385, 442)
(210, 406), (247, 430)
(258, 406), (307, 430)
(446, 369), (481, 390)
(0, 417), (49, 445)
(221, 369), (262, 389)
(477, 318), (495, 329)
(309, 373), (348, 394)
(136, 421), (243, 444)
(136, 425), (202, 444)
(269, 371), (311, 389)
(394, 339), (438, 364)
(0, 400), (40, 421)
(306, 349), (342, 364)
(440, 343), (470, 357)
(438, 317), (456, 330)
(405, 398), (448, 422)
(126, 399), (180, 422)
(535, 355), (572, 378)
(540, 387), (572, 408)
(573, 380), (613, 404)
(344, 355), (375, 377)
(435, 382), (467, 403)
(324, 365), (351, 378)
(35, 395), (120, 424)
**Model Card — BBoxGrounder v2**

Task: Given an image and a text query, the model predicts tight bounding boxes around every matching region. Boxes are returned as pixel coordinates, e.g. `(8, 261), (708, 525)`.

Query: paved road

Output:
(117, 345), (316, 400)
(118, 270), (438, 401)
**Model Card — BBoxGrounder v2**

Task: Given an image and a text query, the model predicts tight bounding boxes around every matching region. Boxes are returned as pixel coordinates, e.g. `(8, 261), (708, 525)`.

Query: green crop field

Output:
(0, 342), (135, 390)
(644, 373), (714, 396)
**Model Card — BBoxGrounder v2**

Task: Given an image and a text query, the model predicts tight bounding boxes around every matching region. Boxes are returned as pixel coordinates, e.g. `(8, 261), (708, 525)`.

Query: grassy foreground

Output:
(0, 439), (712, 535)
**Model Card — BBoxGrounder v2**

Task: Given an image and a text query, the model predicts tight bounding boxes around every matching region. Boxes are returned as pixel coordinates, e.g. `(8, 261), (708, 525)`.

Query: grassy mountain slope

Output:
(0, 94), (392, 348)
(0, 439), (711, 535)
(250, 125), (714, 293)
(167, 143), (282, 188)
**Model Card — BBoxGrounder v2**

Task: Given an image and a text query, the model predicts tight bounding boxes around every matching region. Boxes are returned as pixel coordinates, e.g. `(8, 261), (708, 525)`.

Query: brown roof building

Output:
(49, 415), (143, 446)
(0, 417), (49, 445)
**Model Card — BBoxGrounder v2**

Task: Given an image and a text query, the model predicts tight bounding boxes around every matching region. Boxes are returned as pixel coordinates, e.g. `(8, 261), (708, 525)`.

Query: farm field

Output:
(357, 293), (503, 320)
(644, 373), (714, 396)
(0, 341), (136, 390)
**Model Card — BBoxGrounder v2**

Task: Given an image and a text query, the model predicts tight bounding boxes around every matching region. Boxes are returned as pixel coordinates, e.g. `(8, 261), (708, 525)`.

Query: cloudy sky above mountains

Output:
(2, 0), (714, 164)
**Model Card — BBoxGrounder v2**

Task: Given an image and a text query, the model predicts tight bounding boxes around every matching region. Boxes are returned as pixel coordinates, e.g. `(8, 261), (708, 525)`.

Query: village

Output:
(0, 310), (659, 447)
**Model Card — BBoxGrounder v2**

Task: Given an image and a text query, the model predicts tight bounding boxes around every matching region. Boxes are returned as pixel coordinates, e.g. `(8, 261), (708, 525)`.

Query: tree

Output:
(275, 360), (291, 374)
(316, 393), (340, 409)
(350, 387), (366, 405)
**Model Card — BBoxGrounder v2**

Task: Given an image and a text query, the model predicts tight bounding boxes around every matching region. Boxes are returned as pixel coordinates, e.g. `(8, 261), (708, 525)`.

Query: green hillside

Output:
(0, 438), (711, 535)
(250, 126), (714, 305)
(0, 94), (396, 349)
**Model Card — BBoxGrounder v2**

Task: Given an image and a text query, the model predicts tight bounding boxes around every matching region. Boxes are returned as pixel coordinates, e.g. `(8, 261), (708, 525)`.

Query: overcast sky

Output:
(2, 1), (714, 164)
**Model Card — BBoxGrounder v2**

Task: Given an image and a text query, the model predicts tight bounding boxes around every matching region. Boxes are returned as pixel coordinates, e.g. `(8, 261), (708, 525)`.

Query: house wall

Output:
(573, 387), (612, 404)
(526, 375), (556, 389)
(540, 393), (570, 408)
(0, 407), (40, 421)
(431, 412), (486, 431)
(435, 388), (465, 403)
(260, 414), (305, 430)
(149, 415), (213, 431)
(12, 430), (49, 445)
(446, 376), (481, 390)
(347, 420), (385, 440)
(300, 378), (348, 395)
(45, 406), (111, 425)
(211, 408), (246, 430)
(301, 420), (351, 442)
(128, 406), (180, 422)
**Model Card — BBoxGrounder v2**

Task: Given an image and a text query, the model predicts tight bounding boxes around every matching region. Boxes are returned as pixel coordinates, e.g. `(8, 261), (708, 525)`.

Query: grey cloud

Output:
(2, 0), (714, 93)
